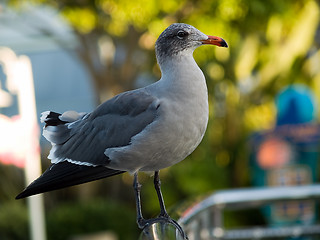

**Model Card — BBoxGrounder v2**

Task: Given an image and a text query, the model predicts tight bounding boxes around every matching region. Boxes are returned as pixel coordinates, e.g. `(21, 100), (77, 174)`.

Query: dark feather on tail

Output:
(43, 111), (67, 127)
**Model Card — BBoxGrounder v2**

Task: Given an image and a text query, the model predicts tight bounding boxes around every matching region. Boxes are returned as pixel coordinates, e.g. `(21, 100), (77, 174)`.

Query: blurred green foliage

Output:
(46, 198), (139, 239)
(2, 0), (320, 239)
(0, 195), (139, 240)
(0, 201), (29, 240)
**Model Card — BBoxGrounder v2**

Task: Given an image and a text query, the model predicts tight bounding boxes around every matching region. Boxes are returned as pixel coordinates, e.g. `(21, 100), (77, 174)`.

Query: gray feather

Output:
(46, 89), (160, 166)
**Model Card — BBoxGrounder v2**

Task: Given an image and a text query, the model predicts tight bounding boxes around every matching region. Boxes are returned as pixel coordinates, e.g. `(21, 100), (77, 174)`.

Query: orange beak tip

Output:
(202, 35), (228, 48)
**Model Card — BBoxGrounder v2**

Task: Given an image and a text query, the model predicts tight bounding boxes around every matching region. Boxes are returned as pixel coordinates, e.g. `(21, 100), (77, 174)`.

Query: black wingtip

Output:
(16, 184), (45, 199)
(15, 162), (125, 200)
(15, 192), (28, 200)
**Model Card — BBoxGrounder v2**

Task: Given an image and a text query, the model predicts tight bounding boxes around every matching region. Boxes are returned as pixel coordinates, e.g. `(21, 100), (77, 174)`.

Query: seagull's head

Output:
(155, 23), (228, 64)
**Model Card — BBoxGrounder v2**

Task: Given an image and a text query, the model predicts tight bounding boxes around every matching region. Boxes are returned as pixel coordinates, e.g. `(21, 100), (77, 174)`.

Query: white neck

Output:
(157, 50), (207, 97)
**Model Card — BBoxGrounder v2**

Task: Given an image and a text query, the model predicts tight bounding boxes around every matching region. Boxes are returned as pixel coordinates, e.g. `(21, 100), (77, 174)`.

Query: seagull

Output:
(16, 23), (228, 238)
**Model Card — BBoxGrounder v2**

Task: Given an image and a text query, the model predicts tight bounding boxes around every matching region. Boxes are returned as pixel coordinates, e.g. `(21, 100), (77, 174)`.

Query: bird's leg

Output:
(133, 173), (146, 229)
(153, 171), (188, 239)
(133, 171), (188, 239)
(154, 171), (169, 218)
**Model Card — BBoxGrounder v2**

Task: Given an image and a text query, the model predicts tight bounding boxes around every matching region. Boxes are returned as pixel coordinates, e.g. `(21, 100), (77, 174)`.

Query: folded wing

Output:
(16, 89), (160, 198)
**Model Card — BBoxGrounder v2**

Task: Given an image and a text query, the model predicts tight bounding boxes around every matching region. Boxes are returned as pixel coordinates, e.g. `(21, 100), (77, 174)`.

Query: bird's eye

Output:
(177, 30), (188, 39)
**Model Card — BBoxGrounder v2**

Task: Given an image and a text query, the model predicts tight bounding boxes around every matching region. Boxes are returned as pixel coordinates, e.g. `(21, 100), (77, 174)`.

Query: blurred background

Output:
(0, 0), (319, 239)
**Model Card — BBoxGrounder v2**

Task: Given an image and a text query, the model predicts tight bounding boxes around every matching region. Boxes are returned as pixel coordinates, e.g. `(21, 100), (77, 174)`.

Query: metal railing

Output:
(178, 184), (320, 240)
(139, 222), (184, 240)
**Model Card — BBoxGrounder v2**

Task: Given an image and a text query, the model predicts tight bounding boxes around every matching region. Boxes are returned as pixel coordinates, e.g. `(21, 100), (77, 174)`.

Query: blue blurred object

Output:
(250, 84), (320, 231)
(276, 84), (317, 125)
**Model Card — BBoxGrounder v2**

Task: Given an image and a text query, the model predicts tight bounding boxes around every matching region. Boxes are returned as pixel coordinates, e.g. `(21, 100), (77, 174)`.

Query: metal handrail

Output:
(178, 184), (320, 240)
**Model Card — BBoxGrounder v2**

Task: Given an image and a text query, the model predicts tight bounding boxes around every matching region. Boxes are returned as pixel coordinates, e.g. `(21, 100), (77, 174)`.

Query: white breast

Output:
(105, 52), (209, 173)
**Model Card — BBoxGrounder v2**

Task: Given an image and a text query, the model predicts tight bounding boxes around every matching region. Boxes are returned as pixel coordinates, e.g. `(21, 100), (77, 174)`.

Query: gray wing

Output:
(44, 89), (160, 166)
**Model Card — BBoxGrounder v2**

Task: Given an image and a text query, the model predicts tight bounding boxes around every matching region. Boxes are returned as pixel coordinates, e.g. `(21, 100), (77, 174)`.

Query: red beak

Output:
(201, 35), (228, 48)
